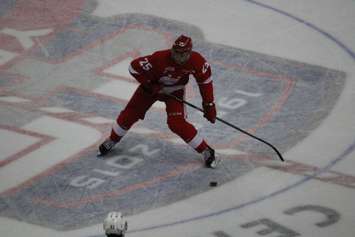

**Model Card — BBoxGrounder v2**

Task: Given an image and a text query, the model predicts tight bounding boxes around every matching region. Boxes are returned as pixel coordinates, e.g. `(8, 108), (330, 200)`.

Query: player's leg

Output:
(98, 85), (156, 156)
(165, 90), (218, 168)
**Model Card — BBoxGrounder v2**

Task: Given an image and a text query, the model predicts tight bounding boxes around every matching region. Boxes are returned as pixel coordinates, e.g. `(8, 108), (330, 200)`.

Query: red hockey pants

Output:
(110, 85), (208, 153)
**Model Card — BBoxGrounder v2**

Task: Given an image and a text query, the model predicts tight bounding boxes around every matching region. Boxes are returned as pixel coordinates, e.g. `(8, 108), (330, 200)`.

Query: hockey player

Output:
(98, 34), (218, 168)
(103, 212), (128, 237)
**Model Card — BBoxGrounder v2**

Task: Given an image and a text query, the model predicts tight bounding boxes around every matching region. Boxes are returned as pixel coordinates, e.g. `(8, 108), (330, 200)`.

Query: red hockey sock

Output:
(110, 129), (122, 143)
(110, 118), (128, 143)
(195, 140), (208, 153)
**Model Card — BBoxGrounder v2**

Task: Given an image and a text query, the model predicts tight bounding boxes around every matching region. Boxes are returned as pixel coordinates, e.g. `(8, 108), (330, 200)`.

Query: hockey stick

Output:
(167, 94), (285, 162)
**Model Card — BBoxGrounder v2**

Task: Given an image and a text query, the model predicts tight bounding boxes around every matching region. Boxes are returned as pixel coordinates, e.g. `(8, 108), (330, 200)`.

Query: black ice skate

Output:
(98, 138), (117, 157)
(203, 146), (219, 168)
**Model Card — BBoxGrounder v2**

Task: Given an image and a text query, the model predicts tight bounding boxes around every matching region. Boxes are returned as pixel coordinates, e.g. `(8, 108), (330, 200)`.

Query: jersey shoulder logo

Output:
(202, 62), (210, 74)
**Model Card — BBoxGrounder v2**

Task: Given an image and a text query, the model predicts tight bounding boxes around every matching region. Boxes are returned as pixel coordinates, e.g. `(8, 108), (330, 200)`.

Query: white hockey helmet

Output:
(103, 212), (128, 236)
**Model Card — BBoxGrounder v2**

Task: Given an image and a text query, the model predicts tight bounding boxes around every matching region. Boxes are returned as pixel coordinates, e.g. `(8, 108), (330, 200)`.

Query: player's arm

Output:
(129, 55), (161, 95)
(194, 59), (217, 123)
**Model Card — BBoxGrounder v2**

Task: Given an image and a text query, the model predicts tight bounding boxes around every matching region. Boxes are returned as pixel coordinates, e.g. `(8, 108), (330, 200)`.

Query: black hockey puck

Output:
(209, 181), (218, 187)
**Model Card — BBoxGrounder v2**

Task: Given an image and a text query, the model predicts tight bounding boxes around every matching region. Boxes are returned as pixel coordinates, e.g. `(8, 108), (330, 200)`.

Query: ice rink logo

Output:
(0, 0), (346, 230)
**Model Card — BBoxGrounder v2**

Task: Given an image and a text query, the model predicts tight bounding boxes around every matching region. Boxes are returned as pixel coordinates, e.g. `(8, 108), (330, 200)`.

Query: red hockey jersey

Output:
(129, 49), (214, 103)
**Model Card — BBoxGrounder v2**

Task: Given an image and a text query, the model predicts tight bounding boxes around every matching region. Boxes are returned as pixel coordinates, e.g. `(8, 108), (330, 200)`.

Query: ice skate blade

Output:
(97, 150), (106, 158)
(207, 158), (221, 169)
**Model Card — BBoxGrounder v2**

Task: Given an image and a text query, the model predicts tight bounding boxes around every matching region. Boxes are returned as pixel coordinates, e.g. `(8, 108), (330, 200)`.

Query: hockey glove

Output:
(141, 83), (162, 97)
(203, 102), (216, 123)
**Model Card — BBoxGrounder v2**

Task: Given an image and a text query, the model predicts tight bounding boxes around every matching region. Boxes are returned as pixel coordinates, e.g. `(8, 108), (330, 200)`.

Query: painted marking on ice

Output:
(94, 80), (165, 109)
(0, 49), (17, 66)
(0, 116), (101, 193)
(0, 28), (52, 50)
(81, 117), (113, 124)
(32, 163), (201, 208)
(0, 125), (53, 168)
(128, 140), (355, 234)
(103, 57), (133, 78)
(0, 129), (40, 161)
(244, 0), (355, 61)
(130, 127), (159, 134)
(216, 149), (246, 155)
(94, 77), (137, 99)
(39, 107), (76, 114)
(167, 137), (185, 145)
(0, 96), (31, 103)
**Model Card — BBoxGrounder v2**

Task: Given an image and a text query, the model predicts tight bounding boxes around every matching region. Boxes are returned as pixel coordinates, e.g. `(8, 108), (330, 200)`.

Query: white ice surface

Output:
(1, 0), (355, 237)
